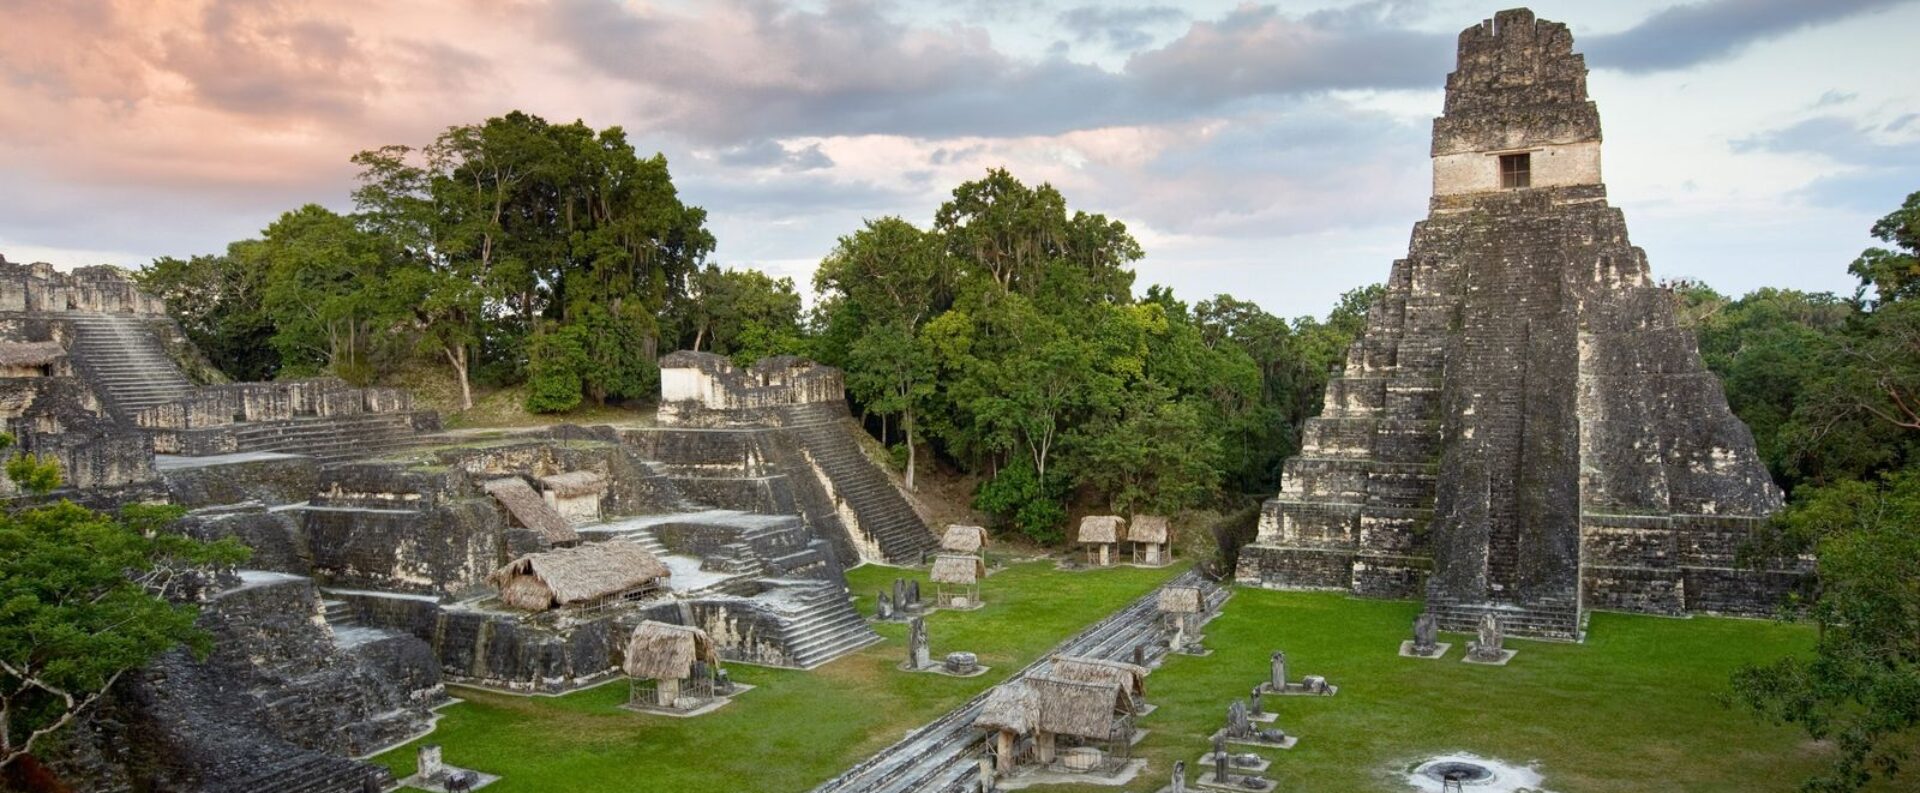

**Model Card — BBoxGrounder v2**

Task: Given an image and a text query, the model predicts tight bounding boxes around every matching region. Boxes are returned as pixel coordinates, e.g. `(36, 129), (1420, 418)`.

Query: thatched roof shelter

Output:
(940, 524), (989, 553)
(484, 477), (578, 543)
(622, 621), (717, 680)
(930, 554), (986, 585)
(540, 470), (608, 497)
(1077, 515), (1124, 544)
(973, 680), (1039, 734)
(1044, 655), (1148, 698)
(1157, 585), (1202, 614)
(0, 341), (65, 368)
(1029, 677), (1131, 740)
(489, 540), (669, 611)
(1127, 515), (1170, 544)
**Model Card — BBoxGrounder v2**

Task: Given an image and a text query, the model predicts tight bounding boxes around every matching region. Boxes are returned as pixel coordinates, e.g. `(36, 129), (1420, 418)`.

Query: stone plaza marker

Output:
(1235, 7), (1796, 640)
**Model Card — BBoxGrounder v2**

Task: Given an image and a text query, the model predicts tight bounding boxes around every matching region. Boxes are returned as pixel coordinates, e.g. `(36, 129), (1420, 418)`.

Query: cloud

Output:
(711, 139), (835, 171)
(1583, 0), (1911, 73)
(1057, 5), (1186, 51)
(1731, 115), (1920, 211)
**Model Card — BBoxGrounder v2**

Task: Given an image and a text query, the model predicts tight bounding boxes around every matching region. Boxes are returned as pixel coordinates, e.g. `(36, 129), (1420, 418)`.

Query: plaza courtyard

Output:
(374, 560), (1845, 792)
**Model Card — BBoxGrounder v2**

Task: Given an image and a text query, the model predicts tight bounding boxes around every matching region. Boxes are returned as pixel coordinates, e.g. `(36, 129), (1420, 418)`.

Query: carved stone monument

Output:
(1269, 651), (1288, 691)
(1172, 759), (1187, 793)
(418, 745), (444, 780)
(1465, 613), (1517, 665)
(907, 616), (931, 669)
(876, 592), (894, 621)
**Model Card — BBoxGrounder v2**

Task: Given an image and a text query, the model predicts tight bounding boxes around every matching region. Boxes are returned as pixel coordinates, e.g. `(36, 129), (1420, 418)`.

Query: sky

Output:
(1, 0), (1916, 319)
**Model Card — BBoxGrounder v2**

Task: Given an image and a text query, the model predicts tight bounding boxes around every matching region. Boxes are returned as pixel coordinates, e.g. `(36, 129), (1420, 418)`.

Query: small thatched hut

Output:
(940, 524), (989, 554)
(1027, 676), (1135, 769)
(1158, 585), (1203, 642)
(0, 341), (65, 378)
(484, 477), (579, 545)
(974, 680), (1039, 771)
(974, 670), (1138, 774)
(1076, 515), (1125, 566)
(929, 554), (987, 608)
(1044, 655), (1148, 706)
(1126, 514), (1171, 565)
(540, 470), (608, 524)
(489, 540), (669, 612)
(624, 621), (720, 708)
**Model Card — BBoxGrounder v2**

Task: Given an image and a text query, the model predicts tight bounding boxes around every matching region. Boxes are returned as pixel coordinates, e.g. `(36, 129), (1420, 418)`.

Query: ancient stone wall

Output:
(0, 259), (167, 315)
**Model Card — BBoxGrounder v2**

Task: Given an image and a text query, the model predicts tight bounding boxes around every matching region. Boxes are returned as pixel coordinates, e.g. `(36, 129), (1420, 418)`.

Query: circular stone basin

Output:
(1418, 760), (1496, 784)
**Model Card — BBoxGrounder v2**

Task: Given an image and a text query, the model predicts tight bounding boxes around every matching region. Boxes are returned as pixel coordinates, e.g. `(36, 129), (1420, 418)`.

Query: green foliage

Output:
(524, 324), (588, 414)
(1733, 470), (1920, 792)
(0, 500), (248, 767)
(673, 265), (805, 364)
(138, 252), (280, 381)
(153, 110), (714, 414)
(256, 205), (402, 383)
(1849, 190), (1920, 308)
(970, 459), (1068, 543)
(4, 454), (61, 497)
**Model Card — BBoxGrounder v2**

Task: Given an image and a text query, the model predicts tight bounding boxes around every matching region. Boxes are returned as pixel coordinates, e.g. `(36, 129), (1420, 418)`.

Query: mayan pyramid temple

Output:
(1235, 8), (1797, 640)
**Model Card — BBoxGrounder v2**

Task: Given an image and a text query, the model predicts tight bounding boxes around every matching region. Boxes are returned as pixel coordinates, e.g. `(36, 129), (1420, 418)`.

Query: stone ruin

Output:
(0, 258), (937, 790)
(1234, 9), (1804, 639)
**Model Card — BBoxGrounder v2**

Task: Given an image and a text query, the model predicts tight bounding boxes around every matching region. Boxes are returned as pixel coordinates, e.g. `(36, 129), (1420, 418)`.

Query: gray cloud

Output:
(1057, 5), (1186, 51)
(544, 0), (1909, 146)
(712, 139), (835, 171)
(1731, 115), (1920, 211)
(1582, 0), (1910, 73)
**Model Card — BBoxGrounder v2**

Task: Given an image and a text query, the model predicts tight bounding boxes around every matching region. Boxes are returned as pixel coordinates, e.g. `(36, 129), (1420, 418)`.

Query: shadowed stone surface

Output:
(1235, 9), (1801, 639)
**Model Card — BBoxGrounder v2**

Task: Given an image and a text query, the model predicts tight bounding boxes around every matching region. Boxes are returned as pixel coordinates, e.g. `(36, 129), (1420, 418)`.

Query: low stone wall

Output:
(134, 377), (413, 429)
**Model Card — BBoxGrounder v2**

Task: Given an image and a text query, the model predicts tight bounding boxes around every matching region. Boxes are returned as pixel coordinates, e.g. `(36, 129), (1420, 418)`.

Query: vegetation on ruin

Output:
(0, 441), (248, 774)
(372, 561), (1177, 791)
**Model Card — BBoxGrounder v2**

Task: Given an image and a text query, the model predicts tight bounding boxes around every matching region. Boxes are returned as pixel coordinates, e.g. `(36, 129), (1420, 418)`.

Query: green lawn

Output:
(372, 560), (1181, 792)
(1050, 589), (1854, 793)
(374, 566), (1866, 793)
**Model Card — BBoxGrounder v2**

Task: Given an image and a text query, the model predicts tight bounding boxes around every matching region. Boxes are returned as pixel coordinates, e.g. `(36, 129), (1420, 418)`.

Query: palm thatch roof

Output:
(489, 540), (669, 610)
(0, 341), (64, 368)
(622, 620), (717, 680)
(1029, 677), (1131, 740)
(484, 477), (578, 543)
(973, 680), (1039, 734)
(1043, 655), (1148, 697)
(930, 554), (986, 585)
(1157, 585), (1202, 614)
(940, 524), (989, 553)
(540, 470), (608, 497)
(1077, 515), (1125, 544)
(1127, 514), (1170, 544)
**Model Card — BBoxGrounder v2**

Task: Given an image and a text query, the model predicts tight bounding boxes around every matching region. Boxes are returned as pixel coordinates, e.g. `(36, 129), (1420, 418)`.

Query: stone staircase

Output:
(774, 580), (883, 669)
(230, 412), (427, 462)
(64, 312), (197, 423)
(777, 402), (938, 564)
(1426, 597), (1584, 642)
(224, 753), (394, 793)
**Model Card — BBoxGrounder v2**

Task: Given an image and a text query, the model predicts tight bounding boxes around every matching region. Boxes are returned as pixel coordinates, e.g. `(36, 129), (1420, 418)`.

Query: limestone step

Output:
(223, 753), (393, 793)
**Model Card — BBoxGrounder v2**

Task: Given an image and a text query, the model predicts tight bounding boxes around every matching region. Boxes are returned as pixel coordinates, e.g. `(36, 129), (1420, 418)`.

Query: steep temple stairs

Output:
(777, 401), (939, 564)
(64, 312), (197, 423)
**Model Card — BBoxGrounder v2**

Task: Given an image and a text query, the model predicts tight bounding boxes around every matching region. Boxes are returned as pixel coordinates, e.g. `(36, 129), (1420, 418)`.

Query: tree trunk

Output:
(446, 345), (473, 411)
(904, 405), (917, 491)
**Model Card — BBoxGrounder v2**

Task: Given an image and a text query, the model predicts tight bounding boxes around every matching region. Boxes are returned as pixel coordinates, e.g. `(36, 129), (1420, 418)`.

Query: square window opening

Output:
(1499, 153), (1531, 189)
